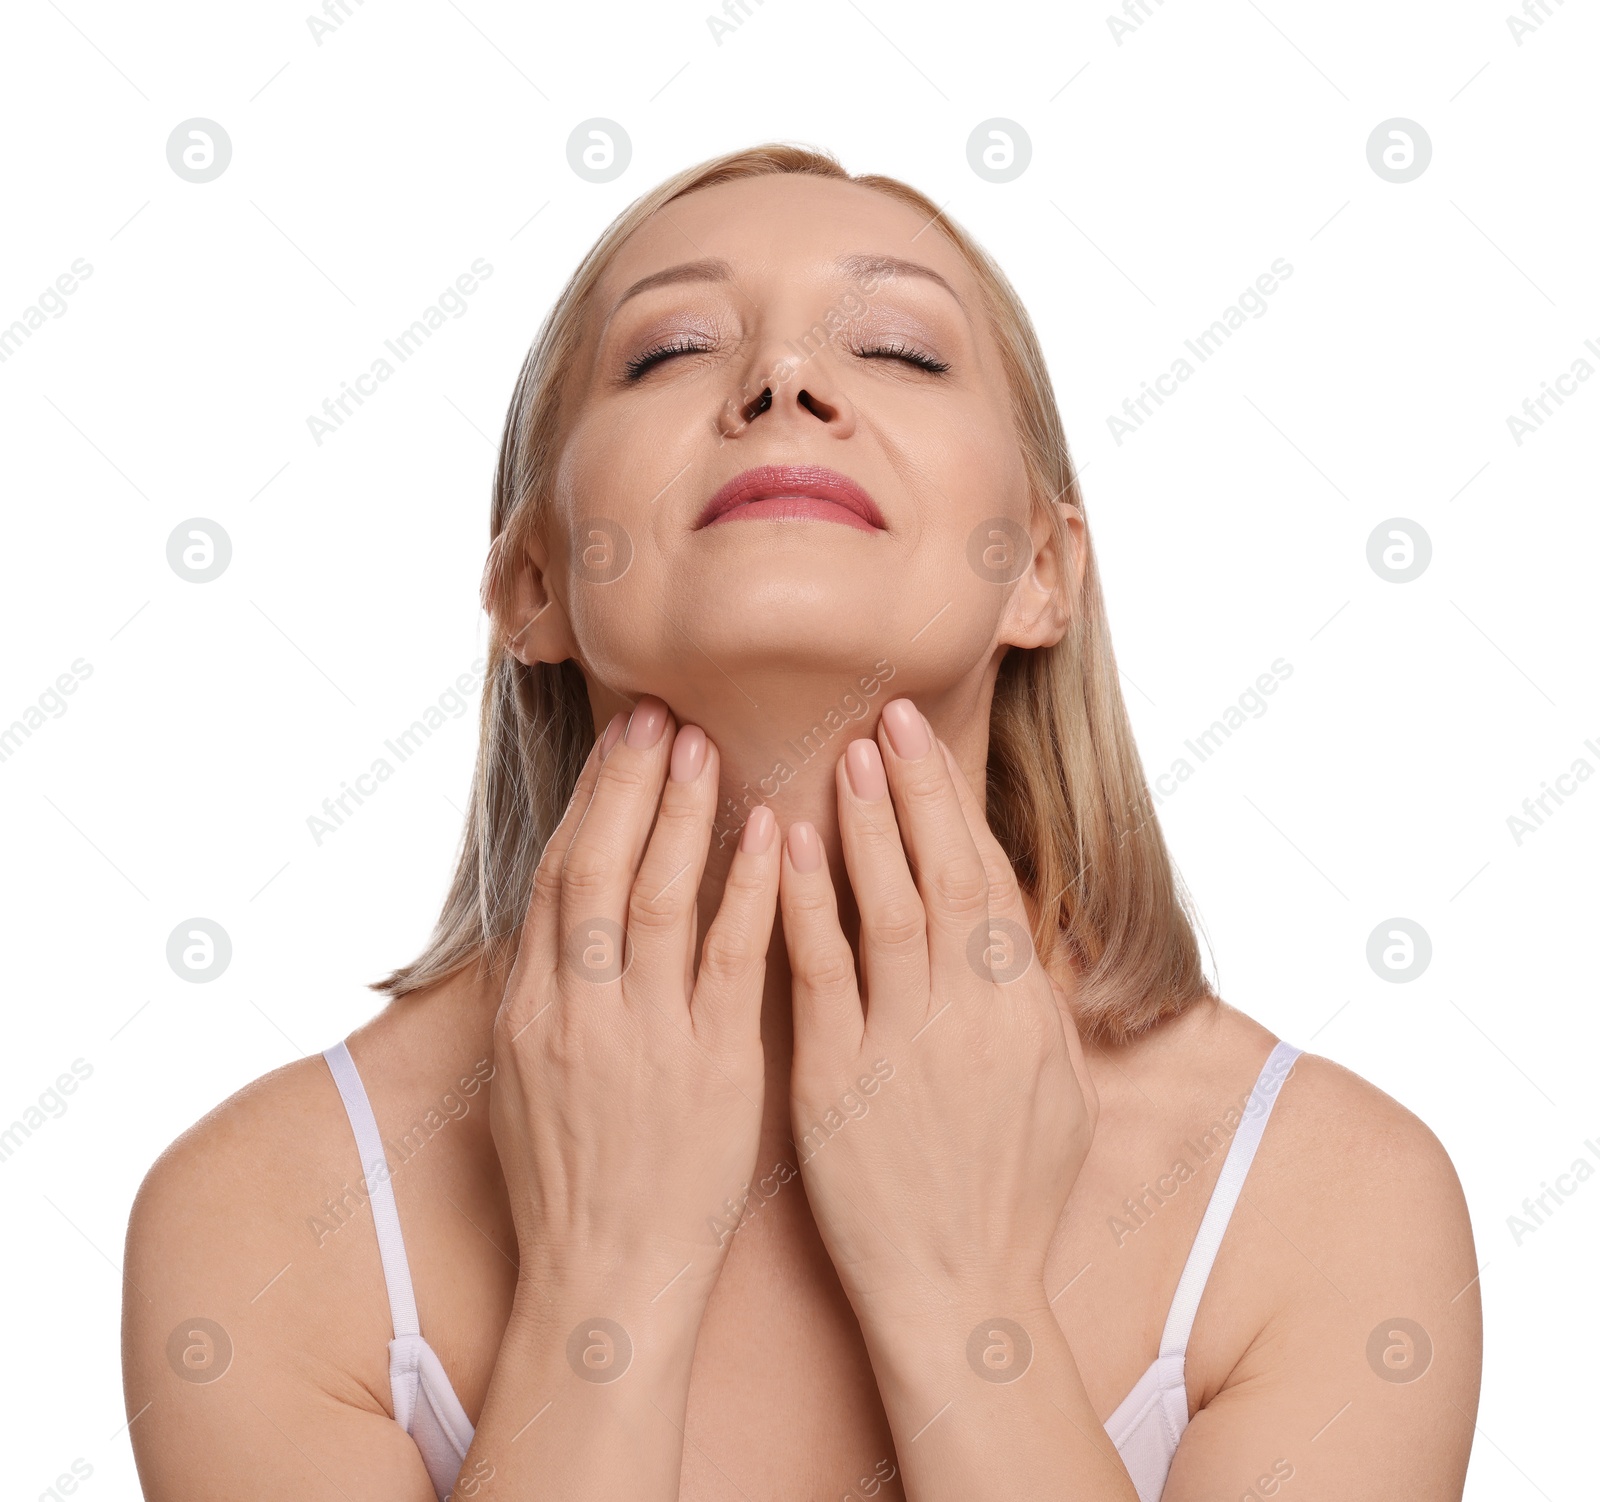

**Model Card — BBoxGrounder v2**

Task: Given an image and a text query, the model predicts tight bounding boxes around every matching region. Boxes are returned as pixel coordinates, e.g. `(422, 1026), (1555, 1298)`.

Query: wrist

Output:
(506, 1255), (713, 1394)
(854, 1273), (1055, 1392)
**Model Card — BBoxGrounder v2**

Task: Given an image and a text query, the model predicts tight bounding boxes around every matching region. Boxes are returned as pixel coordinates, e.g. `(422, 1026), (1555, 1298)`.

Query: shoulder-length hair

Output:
(371, 141), (1214, 1043)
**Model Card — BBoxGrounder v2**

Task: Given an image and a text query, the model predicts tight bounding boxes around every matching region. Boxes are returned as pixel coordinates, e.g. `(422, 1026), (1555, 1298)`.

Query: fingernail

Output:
(600, 711), (626, 758)
(740, 804), (775, 853)
(786, 821), (821, 873)
(625, 695), (668, 749)
(882, 699), (930, 761)
(670, 724), (707, 783)
(845, 738), (887, 802)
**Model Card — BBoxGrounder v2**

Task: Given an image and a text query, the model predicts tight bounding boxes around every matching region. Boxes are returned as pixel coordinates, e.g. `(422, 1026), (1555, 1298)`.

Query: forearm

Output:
(456, 1271), (703, 1500)
(862, 1287), (1140, 1502)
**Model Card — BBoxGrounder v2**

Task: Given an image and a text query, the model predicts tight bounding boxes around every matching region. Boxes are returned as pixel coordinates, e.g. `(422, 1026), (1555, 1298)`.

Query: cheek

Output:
(900, 411), (1033, 597)
(558, 525), (661, 681)
(548, 436), (662, 675)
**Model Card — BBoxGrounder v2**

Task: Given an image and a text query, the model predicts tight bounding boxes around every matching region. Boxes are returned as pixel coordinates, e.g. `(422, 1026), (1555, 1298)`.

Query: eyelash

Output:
(858, 340), (951, 374)
(622, 339), (951, 381)
(623, 339), (708, 380)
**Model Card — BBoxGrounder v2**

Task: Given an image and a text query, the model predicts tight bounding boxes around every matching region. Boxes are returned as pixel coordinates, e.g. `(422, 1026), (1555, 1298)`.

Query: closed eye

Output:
(623, 336), (952, 382)
(623, 339), (714, 380)
(855, 340), (950, 374)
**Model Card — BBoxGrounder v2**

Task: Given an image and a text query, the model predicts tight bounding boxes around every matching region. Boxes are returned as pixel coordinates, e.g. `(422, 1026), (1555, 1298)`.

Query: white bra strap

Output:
(322, 1041), (422, 1340)
(1158, 1040), (1302, 1360)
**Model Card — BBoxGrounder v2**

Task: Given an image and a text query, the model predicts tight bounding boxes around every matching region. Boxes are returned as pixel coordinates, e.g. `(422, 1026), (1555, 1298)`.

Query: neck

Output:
(678, 663), (1001, 926)
(458, 662), (1062, 1142)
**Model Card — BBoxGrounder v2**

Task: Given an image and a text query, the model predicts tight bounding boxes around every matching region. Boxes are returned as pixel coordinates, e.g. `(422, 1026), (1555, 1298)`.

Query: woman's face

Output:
(520, 172), (1074, 739)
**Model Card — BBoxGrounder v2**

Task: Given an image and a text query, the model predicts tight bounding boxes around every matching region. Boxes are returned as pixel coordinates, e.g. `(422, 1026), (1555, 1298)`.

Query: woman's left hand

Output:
(777, 696), (1099, 1344)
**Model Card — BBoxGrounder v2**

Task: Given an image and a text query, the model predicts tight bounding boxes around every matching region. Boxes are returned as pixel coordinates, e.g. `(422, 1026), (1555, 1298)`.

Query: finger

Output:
(938, 741), (1085, 1092)
(684, 897), (697, 1000)
(692, 805), (780, 1050)
(835, 738), (929, 1031)
(876, 699), (991, 983)
(523, 715), (619, 974)
(624, 725), (720, 1018)
(1056, 973), (1096, 1112)
(557, 695), (676, 979)
(778, 820), (864, 1065)
(936, 738), (1037, 988)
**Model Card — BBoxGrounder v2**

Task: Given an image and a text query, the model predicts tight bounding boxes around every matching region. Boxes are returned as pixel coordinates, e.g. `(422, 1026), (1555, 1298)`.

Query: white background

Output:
(1, 0), (1595, 1496)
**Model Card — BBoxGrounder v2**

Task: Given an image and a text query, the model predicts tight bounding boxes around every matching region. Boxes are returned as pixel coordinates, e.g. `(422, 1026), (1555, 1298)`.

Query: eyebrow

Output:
(609, 252), (967, 316)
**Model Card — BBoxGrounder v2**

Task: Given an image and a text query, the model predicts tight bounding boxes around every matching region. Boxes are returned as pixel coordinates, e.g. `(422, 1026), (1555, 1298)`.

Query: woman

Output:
(122, 143), (1481, 1501)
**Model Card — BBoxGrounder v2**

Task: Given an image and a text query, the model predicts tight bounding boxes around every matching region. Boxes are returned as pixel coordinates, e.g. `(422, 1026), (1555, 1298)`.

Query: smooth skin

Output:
(123, 172), (1481, 1499)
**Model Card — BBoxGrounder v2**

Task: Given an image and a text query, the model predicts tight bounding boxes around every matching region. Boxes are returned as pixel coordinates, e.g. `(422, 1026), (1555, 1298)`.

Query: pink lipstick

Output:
(695, 465), (886, 533)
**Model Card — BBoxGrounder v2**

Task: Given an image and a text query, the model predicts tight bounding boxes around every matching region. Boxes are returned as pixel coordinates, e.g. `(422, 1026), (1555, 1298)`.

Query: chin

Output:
(666, 563), (906, 658)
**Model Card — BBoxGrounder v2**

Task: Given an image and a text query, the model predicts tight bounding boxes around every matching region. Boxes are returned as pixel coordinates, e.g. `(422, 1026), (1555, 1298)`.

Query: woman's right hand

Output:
(488, 694), (780, 1364)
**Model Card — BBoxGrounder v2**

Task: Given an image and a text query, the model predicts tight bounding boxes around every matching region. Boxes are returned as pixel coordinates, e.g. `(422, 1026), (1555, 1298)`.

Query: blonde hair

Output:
(371, 142), (1215, 1043)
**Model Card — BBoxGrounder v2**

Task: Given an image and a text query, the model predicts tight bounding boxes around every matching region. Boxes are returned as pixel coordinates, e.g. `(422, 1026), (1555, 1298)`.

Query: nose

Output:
(716, 330), (855, 444)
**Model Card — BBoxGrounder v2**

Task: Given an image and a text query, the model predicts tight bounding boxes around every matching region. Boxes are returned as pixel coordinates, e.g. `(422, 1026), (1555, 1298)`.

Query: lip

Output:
(694, 465), (886, 533)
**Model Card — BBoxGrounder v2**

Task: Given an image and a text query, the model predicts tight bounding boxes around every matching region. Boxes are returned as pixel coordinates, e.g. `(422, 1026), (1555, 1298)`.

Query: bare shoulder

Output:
(125, 1045), (387, 1284)
(1126, 996), (1474, 1242)
(1247, 1038), (1482, 1338)
(129, 1048), (359, 1231)
(1245, 1031), (1466, 1207)
(1155, 1002), (1483, 1500)
(122, 1044), (435, 1499)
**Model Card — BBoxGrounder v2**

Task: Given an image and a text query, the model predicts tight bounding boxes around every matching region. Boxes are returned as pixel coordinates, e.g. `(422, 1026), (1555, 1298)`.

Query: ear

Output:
(481, 527), (580, 666)
(997, 500), (1086, 651)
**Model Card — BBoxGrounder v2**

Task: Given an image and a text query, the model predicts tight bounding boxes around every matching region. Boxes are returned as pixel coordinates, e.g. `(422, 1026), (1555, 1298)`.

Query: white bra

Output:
(323, 1037), (1302, 1502)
